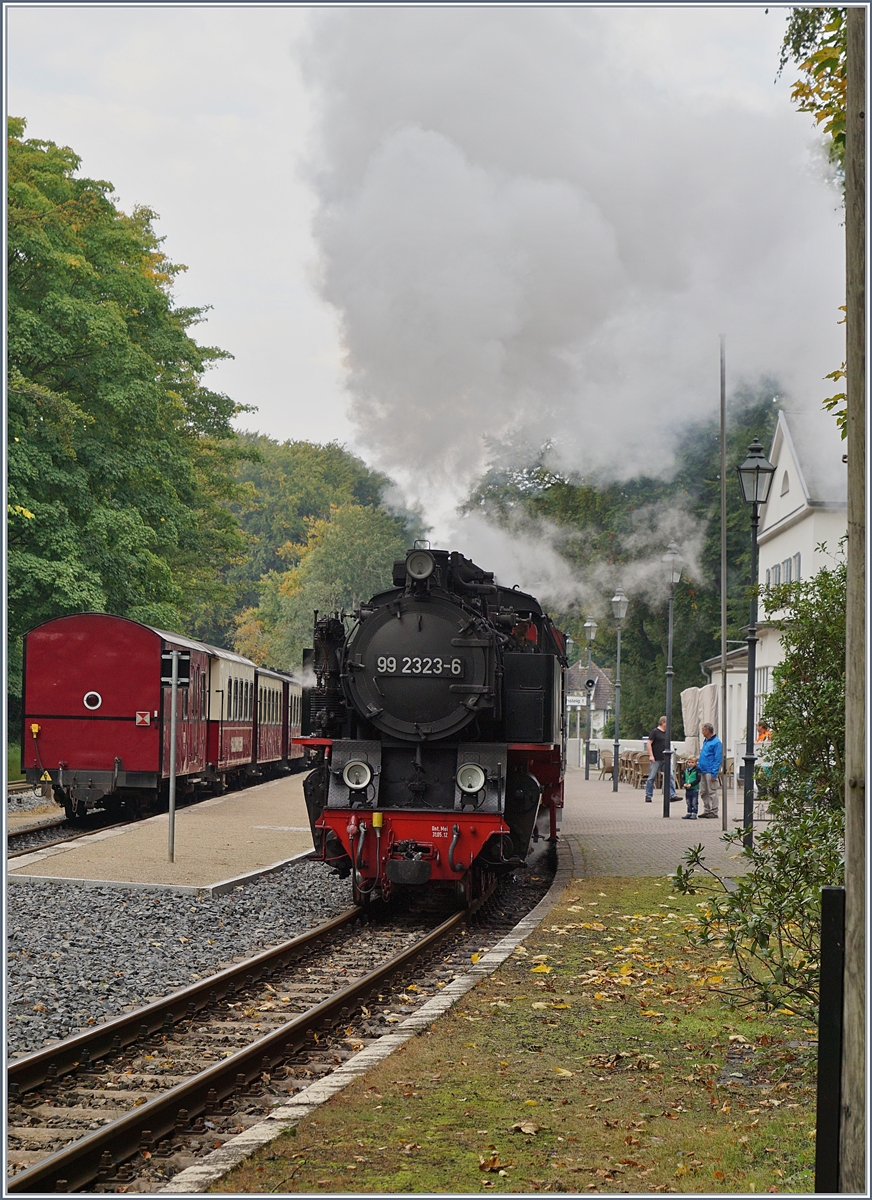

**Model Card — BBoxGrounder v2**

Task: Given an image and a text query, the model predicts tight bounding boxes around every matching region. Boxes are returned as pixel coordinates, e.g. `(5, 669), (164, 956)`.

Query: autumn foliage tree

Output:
(234, 503), (410, 671)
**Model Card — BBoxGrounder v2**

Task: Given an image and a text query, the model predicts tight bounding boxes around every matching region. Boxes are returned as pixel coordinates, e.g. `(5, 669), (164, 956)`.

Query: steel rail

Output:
(7, 816), (67, 842)
(8, 907), (363, 1095)
(7, 907), (465, 1194)
(7, 818), (134, 857)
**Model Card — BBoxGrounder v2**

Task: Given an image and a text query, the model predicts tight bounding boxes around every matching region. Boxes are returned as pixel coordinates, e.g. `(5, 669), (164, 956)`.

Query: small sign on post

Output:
(167, 650), (180, 863)
(161, 651), (190, 685)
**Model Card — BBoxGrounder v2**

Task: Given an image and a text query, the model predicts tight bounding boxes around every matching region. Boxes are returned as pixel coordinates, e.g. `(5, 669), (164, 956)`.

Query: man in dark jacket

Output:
(697, 723), (723, 817)
(644, 716), (677, 803)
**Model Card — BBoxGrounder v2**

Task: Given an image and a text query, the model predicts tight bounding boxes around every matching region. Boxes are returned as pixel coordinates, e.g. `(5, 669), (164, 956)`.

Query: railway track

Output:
(7, 816), (133, 859)
(7, 882), (529, 1194)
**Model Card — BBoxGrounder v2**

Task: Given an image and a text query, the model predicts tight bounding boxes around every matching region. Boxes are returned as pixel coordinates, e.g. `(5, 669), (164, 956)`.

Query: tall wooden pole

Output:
(840, 6), (865, 1191)
(720, 336), (728, 832)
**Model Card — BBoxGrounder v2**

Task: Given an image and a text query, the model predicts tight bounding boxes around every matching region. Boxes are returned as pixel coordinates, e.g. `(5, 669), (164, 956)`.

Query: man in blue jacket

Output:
(697, 723), (723, 818)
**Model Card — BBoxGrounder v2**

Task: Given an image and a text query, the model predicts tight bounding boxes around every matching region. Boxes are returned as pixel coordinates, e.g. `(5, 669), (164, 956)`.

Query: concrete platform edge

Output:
(6, 850), (314, 899)
(157, 843), (575, 1194)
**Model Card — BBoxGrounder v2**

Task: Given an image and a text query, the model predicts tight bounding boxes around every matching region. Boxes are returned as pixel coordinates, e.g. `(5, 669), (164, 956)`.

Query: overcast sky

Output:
(7, 4), (845, 560)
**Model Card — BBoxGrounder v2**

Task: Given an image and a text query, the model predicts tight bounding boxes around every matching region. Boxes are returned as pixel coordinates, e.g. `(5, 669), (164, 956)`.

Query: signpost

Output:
(567, 695), (584, 767)
(162, 650), (187, 863)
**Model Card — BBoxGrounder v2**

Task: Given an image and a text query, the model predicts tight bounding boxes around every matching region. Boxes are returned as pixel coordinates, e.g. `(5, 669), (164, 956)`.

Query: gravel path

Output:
(6, 862), (350, 1057)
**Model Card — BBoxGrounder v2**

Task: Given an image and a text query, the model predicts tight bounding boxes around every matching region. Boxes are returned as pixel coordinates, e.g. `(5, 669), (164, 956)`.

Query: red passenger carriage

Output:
(21, 614), (305, 817)
(22, 615), (213, 818)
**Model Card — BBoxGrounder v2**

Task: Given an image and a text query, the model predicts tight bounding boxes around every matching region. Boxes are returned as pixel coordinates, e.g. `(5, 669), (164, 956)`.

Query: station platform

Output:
(558, 764), (745, 879)
(7, 774), (315, 896)
(7, 764), (745, 897)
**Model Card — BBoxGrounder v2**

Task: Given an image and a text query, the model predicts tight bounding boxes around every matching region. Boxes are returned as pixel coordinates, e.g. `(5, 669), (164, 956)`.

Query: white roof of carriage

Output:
(150, 626), (257, 668)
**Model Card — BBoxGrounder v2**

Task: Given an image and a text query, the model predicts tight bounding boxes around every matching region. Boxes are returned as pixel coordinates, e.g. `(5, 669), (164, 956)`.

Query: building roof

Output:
(567, 661), (615, 710)
(761, 409), (847, 531)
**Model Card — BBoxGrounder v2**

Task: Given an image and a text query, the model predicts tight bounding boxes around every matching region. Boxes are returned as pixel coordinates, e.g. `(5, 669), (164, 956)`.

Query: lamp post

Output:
(661, 542), (683, 818)
(736, 438), (776, 848)
(610, 589), (629, 793)
(583, 617), (597, 779)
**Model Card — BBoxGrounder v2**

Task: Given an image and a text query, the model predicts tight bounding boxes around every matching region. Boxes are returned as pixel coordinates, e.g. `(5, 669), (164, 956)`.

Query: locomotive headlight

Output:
(406, 549), (436, 581)
(457, 762), (487, 794)
(342, 760), (373, 791)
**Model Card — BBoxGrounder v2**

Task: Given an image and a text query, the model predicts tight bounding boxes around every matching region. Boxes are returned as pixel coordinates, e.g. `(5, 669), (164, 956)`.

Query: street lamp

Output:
(661, 542), (683, 818)
(610, 589), (629, 793)
(736, 438), (776, 848)
(582, 618), (597, 778)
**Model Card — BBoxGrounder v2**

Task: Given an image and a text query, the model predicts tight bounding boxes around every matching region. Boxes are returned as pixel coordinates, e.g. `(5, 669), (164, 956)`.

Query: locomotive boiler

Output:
(300, 547), (568, 905)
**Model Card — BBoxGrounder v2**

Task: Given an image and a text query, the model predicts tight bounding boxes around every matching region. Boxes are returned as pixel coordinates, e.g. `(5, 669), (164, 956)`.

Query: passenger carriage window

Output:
(244, 680), (249, 720)
(232, 678), (238, 721)
(182, 687), (188, 720)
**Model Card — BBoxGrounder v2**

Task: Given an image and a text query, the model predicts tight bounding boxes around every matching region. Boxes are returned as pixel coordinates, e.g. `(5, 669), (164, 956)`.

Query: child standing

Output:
(682, 757), (700, 819)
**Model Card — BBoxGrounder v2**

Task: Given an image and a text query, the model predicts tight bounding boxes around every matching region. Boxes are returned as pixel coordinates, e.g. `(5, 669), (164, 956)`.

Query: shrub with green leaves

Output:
(672, 556), (846, 1021)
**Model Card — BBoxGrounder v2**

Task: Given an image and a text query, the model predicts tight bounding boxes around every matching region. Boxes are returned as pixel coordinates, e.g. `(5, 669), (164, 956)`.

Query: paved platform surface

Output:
(7, 774), (314, 894)
(7, 764), (744, 895)
(560, 765), (744, 878)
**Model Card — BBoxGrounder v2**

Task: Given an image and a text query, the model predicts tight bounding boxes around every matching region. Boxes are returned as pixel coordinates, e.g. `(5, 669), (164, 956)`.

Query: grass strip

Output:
(211, 876), (815, 1194)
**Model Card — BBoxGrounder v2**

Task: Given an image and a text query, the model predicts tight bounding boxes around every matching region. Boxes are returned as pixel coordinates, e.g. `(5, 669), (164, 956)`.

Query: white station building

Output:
(704, 407), (847, 769)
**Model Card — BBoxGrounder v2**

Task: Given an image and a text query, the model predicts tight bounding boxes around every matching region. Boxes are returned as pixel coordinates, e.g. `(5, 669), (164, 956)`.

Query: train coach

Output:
(298, 546), (568, 906)
(21, 613), (304, 819)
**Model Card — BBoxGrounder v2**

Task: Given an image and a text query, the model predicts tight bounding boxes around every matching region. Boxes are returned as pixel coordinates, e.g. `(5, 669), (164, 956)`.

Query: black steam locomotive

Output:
(299, 547), (568, 905)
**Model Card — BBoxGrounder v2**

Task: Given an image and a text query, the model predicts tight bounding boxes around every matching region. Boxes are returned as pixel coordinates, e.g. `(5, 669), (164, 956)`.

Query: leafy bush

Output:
(672, 557), (846, 1021)
(760, 556), (846, 811)
(672, 807), (843, 1022)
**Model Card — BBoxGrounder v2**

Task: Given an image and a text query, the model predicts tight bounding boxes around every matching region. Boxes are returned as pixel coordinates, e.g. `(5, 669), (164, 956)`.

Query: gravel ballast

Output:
(7, 788), (53, 814)
(6, 861), (350, 1057)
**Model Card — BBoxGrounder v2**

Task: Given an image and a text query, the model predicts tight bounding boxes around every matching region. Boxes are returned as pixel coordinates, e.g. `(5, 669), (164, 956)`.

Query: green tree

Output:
(779, 8), (848, 437)
(234, 504), (409, 670)
(761, 555), (847, 810)
(779, 7), (847, 171)
(673, 560), (847, 1022)
(7, 117), (250, 724)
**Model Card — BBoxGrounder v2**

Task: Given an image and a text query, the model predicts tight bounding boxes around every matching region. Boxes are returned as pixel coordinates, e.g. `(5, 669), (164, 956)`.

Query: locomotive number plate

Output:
(374, 656), (465, 677)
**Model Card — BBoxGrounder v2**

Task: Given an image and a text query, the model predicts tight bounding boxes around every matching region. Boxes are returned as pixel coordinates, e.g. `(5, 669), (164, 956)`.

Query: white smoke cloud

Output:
(299, 6), (844, 568)
(438, 498), (706, 615)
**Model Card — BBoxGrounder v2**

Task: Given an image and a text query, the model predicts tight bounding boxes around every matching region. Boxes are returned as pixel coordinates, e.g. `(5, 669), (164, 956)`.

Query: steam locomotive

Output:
(300, 547), (568, 905)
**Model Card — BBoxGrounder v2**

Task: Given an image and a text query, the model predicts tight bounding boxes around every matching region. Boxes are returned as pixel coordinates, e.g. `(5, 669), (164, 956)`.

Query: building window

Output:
(771, 563), (781, 586)
(765, 568), (770, 587)
(782, 558), (792, 583)
(781, 470), (790, 495)
(755, 666), (769, 722)
(793, 552), (801, 581)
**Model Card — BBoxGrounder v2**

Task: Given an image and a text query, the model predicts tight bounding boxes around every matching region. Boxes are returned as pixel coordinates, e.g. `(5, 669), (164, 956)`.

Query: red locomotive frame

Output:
(297, 737), (563, 903)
